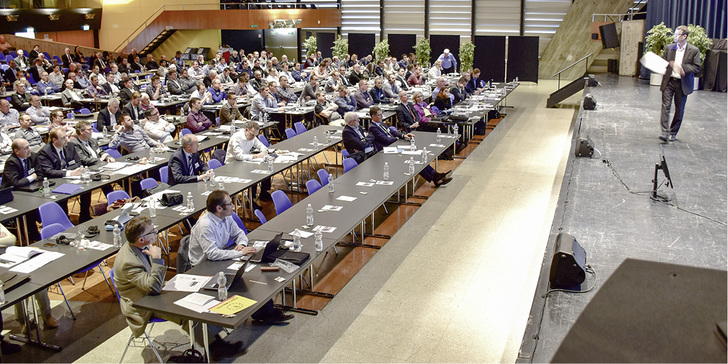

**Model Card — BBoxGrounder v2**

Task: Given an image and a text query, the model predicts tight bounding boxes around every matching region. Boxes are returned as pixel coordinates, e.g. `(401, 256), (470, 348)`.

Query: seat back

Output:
(159, 166), (169, 184)
(79, 107), (91, 114)
(258, 134), (270, 147)
(180, 128), (192, 136)
(109, 268), (122, 304)
(343, 158), (358, 173)
(139, 178), (158, 191)
(254, 209), (267, 225)
(211, 149), (226, 165)
(285, 128), (296, 139)
(231, 213), (248, 234)
(271, 190), (292, 215)
(317, 168), (330, 186)
(207, 159), (222, 169)
(40, 223), (68, 239)
(107, 190), (131, 206)
(176, 236), (192, 274)
(294, 121), (307, 134)
(306, 179), (322, 195)
(341, 149), (349, 159)
(39, 202), (74, 230)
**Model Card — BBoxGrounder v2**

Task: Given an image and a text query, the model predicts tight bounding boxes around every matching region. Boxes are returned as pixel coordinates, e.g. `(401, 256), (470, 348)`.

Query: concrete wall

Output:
(151, 29), (222, 61)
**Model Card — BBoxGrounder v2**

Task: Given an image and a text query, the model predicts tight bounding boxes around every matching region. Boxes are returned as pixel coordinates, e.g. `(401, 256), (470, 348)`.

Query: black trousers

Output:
(660, 77), (688, 136)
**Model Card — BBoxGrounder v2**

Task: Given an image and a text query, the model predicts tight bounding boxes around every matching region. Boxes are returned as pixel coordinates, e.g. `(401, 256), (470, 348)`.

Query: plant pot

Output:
(650, 72), (662, 86)
(694, 77), (700, 91)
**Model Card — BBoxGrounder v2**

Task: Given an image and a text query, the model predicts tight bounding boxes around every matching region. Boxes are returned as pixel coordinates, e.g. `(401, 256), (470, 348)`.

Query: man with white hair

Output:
(437, 48), (457, 74)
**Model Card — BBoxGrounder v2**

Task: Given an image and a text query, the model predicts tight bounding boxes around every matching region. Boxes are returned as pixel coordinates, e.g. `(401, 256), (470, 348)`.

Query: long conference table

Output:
(133, 130), (457, 361)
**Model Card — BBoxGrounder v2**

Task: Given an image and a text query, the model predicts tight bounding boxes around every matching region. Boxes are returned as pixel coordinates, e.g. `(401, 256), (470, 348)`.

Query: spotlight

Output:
(6, 15), (18, 22)
(49, 14), (60, 21)
(82, 24), (90, 31)
(84, 13), (95, 20)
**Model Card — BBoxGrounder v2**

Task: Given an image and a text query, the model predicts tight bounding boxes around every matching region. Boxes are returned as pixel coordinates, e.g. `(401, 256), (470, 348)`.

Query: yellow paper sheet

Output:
(209, 295), (257, 316)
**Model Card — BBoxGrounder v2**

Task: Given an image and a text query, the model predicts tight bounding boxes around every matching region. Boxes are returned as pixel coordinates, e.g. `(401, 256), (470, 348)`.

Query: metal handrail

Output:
(552, 52), (594, 89)
(113, 4), (167, 53)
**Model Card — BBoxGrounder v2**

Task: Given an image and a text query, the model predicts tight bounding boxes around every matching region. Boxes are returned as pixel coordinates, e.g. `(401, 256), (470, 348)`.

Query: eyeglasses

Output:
(141, 229), (158, 238)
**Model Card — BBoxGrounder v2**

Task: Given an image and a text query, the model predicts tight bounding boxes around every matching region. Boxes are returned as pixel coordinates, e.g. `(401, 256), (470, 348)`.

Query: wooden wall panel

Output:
(619, 20), (645, 76)
(2, 33), (107, 60)
(123, 9), (341, 54)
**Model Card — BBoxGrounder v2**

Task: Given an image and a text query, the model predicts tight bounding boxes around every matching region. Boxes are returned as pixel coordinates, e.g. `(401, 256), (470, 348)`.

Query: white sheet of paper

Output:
(173, 292), (219, 313)
(163, 274), (213, 292)
(356, 181), (374, 187)
(10, 251), (64, 274)
(640, 51), (669, 75)
(291, 230), (314, 239)
(382, 147), (398, 154)
(321, 205), (343, 211)
(336, 195), (357, 202)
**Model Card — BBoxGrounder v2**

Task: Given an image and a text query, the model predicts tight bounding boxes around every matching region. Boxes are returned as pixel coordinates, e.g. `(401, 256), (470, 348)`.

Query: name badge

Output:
(194, 162), (199, 169)
(27, 168), (35, 174)
(364, 147), (374, 154)
(68, 160), (76, 166)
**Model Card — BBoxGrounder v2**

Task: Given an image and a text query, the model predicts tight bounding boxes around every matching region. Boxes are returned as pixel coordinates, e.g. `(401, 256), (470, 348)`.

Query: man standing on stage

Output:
(659, 25), (702, 142)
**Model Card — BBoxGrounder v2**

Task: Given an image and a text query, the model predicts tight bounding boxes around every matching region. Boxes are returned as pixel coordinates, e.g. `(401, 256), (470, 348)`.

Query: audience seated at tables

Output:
(101, 72), (119, 95)
(167, 134), (212, 185)
(186, 97), (213, 132)
(146, 75), (167, 101)
(119, 76), (136, 105)
(369, 77), (393, 104)
(37, 127), (90, 219)
(220, 92), (243, 125)
(61, 79), (84, 109)
(48, 65), (65, 89)
(0, 99), (20, 129)
(334, 85), (357, 114)
(298, 75), (318, 101)
(314, 90), (341, 126)
(208, 78), (226, 103)
(142, 108), (175, 144)
(190, 81), (213, 104)
(14, 113), (42, 147)
(382, 73), (401, 100)
(26, 95), (51, 125)
(275, 75), (297, 104)
(226, 120), (272, 202)
(71, 120), (115, 166)
(250, 84), (282, 121)
(97, 98), (121, 131)
(84, 74), (108, 98)
(109, 113), (161, 153)
(123, 91), (144, 121)
(11, 81), (32, 111)
(36, 71), (59, 95)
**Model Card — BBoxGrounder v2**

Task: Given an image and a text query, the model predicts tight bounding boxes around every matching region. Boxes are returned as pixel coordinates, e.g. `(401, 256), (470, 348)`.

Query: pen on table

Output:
(249, 280), (267, 285)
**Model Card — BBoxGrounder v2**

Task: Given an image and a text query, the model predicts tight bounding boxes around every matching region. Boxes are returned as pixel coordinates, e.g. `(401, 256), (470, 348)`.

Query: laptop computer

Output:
(248, 233), (284, 263)
(0, 186), (13, 205)
(17, 180), (55, 192)
(202, 260), (248, 291)
(116, 203), (135, 225)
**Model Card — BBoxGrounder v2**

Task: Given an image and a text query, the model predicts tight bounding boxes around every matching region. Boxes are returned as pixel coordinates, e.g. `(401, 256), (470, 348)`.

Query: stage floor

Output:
(519, 74), (728, 362)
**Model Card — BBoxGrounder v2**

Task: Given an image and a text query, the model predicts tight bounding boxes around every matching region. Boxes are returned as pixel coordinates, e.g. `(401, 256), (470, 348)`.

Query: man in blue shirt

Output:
(438, 49), (458, 74)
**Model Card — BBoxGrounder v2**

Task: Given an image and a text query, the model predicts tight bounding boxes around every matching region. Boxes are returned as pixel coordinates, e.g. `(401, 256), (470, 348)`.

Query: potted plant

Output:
(373, 39), (390, 63)
(645, 22), (673, 85)
(331, 35), (349, 60)
(686, 24), (711, 89)
(414, 37), (431, 67)
(459, 41), (475, 74)
(304, 36), (317, 57)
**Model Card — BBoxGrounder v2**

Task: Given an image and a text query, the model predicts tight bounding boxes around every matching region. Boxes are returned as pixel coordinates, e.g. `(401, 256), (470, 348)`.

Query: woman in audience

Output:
(411, 91), (434, 124)
(433, 87), (453, 113)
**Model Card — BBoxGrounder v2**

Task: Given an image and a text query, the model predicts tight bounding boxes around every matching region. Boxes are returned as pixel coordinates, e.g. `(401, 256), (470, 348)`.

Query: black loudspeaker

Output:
(575, 136), (594, 158)
(549, 233), (587, 290)
(584, 94), (597, 110)
(587, 74), (598, 87)
(599, 23), (619, 48)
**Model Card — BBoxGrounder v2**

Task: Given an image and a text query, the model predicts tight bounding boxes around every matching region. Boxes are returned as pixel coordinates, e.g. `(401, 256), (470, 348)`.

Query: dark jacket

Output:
(342, 124), (375, 155)
(37, 142), (82, 178)
(369, 122), (403, 152)
(167, 148), (209, 185)
(1, 152), (40, 189)
(660, 42), (702, 96)
(70, 137), (104, 166)
(97, 107), (122, 130)
(396, 102), (420, 131)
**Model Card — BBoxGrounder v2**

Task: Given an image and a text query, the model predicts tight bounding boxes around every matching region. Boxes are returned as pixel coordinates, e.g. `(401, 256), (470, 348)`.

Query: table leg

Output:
(9, 299), (62, 351)
(202, 323), (210, 363)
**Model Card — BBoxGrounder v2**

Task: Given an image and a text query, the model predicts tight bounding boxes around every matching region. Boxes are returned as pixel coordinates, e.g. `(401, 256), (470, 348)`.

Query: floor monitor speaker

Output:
(549, 233), (587, 290)
(575, 136), (594, 158)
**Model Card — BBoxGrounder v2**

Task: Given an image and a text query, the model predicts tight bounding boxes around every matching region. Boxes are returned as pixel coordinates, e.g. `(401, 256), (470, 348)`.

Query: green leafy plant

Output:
(459, 41), (475, 73)
(645, 22), (673, 56)
(304, 36), (317, 56)
(331, 35), (349, 60)
(687, 24), (711, 61)
(373, 39), (390, 63)
(414, 37), (431, 66)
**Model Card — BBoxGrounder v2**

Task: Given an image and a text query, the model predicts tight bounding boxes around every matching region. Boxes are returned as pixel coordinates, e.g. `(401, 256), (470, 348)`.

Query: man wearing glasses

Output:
(188, 190), (293, 324)
(142, 108), (175, 144)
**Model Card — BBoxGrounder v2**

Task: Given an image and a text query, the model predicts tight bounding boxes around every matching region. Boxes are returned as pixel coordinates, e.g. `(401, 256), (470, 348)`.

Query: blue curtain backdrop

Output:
(646, 0), (727, 39)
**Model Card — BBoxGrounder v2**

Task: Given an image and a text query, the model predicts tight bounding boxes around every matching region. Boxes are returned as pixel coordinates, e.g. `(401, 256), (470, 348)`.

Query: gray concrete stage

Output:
(518, 74), (727, 362)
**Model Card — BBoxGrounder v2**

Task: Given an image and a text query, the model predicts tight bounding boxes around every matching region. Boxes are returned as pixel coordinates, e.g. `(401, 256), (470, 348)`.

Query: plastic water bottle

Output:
(306, 203), (314, 227)
(218, 180), (225, 192)
(436, 127), (442, 142)
(383, 162), (389, 181)
(186, 192), (194, 211)
(421, 147), (428, 164)
(292, 229), (302, 252)
(102, 125), (108, 135)
(327, 174), (334, 193)
(209, 170), (216, 187)
(267, 156), (274, 173)
(312, 136), (319, 148)
(112, 225), (121, 247)
(42, 177), (50, 196)
(408, 157), (415, 175)
(0, 281), (5, 305)
(314, 227), (323, 252)
(409, 135), (416, 150)
(216, 272), (227, 301)
(149, 199), (156, 218)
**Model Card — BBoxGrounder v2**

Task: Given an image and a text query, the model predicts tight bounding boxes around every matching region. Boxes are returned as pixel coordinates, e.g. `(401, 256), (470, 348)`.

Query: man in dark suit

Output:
(122, 91), (144, 121)
(1, 138), (40, 190)
(37, 127), (94, 220)
(450, 77), (470, 105)
(396, 91), (425, 132)
(71, 120), (114, 220)
(10, 81), (31, 111)
(167, 134), (212, 185)
(166, 70), (184, 95)
(341, 112), (375, 164)
(659, 25), (702, 142)
(61, 48), (75, 68)
(119, 77), (136, 105)
(368, 106), (452, 187)
(97, 98), (121, 132)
